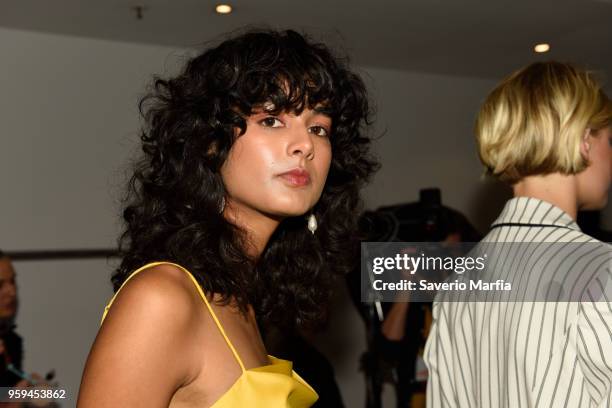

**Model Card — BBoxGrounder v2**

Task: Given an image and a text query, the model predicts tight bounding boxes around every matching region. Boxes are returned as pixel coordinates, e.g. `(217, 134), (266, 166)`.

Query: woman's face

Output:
(577, 126), (612, 210)
(221, 105), (332, 218)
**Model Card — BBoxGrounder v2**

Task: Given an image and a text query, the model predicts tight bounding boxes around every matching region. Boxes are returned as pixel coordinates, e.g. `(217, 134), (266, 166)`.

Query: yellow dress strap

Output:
(102, 261), (246, 372)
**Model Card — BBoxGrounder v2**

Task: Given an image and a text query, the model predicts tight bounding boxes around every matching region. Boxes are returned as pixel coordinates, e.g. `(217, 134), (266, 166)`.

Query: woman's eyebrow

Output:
(313, 105), (333, 116)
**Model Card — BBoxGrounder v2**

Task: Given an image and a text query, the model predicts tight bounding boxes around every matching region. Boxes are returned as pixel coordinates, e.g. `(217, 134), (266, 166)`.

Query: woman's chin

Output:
(265, 205), (312, 219)
(263, 199), (315, 217)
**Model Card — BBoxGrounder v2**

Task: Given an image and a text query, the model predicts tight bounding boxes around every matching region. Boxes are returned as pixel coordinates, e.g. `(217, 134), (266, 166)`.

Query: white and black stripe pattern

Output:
(424, 197), (612, 407)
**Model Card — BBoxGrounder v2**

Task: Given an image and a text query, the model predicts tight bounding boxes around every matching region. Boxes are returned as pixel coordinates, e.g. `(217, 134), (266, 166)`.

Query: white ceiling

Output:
(1, 0), (611, 80)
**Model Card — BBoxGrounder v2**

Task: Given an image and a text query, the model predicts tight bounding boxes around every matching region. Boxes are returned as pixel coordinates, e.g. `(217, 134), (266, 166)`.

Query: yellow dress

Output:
(101, 261), (319, 407)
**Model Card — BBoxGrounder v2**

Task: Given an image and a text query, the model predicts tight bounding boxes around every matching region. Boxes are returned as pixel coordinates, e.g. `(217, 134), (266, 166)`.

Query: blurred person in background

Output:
(0, 250), (57, 407)
(0, 249), (21, 388)
(347, 189), (482, 408)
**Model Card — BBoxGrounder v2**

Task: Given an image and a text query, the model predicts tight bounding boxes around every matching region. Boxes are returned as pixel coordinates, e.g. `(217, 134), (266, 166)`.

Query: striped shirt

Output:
(424, 197), (612, 407)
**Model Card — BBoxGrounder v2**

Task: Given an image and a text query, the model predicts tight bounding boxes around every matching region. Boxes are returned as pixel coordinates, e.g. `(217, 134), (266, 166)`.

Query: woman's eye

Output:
(309, 126), (329, 137)
(260, 117), (283, 128)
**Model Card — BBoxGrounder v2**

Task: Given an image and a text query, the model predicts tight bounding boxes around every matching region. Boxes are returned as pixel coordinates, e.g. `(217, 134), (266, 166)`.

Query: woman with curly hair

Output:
(77, 29), (377, 408)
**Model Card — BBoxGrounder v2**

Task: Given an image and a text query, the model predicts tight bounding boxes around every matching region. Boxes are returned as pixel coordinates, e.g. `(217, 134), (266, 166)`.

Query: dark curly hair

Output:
(114, 29), (378, 329)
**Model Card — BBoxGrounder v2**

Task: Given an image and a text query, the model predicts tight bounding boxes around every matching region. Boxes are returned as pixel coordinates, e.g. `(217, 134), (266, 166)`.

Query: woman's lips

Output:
(277, 168), (311, 187)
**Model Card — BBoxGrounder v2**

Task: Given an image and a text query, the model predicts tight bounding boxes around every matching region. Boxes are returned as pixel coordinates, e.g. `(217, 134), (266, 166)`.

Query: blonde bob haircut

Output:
(476, 61), (612, 183)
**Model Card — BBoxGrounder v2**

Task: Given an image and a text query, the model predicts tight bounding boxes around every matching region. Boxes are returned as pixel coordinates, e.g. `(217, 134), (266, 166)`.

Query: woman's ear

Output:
(579, 128), (592, 160)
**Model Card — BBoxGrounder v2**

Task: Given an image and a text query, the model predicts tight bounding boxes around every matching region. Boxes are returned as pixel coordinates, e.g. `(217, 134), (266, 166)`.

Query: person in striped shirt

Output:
(424, 61), (612, 407)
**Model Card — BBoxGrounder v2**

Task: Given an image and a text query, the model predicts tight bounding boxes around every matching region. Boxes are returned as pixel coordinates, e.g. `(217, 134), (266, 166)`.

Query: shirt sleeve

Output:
(575, 279), (612, 407)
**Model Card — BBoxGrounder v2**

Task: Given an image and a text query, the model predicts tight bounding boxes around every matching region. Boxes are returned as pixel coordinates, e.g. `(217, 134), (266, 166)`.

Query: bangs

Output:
(246, 74), (334, 116)
(224, 31), (339, 117)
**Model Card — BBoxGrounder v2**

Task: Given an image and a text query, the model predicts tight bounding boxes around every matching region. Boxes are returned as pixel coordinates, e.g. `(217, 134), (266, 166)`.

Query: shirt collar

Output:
(491, 197), (581, 231)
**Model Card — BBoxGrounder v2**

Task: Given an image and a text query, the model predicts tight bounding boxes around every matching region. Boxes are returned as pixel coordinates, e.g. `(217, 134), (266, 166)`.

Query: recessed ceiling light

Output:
(534, 43), (550, 53)
(215, 4), (232, 14)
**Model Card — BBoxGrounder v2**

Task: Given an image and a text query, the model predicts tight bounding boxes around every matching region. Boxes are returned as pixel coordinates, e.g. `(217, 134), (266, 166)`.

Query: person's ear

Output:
(579, 128), (591, 161)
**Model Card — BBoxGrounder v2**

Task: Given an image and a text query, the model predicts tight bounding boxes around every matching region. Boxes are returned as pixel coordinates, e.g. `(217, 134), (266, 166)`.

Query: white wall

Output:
(360, 66), (505, 231)
(0, 27), (186, 405)
(0, 27), (609, 407)
(0, 28), (187, 250)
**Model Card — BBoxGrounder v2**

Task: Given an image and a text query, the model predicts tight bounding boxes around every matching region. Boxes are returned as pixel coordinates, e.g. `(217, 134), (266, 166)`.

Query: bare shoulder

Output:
(107, 263), (203, 320)
(97, 263), (207, 356)
(77, 264), (205, 407)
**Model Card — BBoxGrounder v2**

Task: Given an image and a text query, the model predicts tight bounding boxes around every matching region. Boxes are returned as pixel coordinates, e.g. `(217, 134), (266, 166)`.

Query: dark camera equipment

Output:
(348, 188), (481, 408)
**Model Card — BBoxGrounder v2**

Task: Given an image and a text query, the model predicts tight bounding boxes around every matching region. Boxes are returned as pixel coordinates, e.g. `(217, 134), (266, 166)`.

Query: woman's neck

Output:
(513, 173), (579, 220)
(223, 201), (281, 258)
